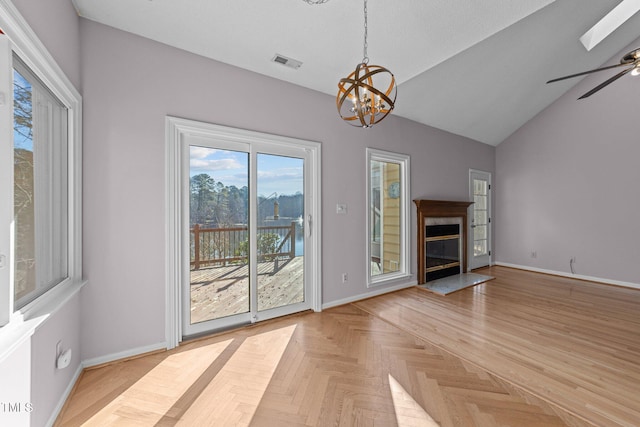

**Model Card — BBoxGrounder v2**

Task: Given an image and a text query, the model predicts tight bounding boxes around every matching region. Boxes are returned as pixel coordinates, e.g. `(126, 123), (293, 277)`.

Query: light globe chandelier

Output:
(337, 0), (396, 128)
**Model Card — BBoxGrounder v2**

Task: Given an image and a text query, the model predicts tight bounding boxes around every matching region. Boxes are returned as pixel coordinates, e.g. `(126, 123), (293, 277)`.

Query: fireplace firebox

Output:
(426, 223), (461, 281)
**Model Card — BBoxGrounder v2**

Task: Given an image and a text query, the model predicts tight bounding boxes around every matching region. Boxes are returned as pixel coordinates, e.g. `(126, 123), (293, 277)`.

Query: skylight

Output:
(580, 0), (640, 51)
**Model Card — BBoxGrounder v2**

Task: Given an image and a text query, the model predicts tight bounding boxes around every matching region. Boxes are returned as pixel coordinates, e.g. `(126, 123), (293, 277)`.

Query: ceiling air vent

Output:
(272, 54), (302, 70)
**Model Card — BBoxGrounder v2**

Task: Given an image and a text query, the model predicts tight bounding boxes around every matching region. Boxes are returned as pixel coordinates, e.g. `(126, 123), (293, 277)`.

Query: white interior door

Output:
(469, 170), (492, 269)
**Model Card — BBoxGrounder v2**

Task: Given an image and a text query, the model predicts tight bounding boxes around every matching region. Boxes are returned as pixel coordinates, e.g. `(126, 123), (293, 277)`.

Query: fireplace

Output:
(414, 199), (473, 284)
(425, 221), (461, 281)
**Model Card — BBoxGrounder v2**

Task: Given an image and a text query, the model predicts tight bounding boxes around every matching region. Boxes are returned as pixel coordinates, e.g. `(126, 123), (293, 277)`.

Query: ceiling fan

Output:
(546, 48), (640, 99)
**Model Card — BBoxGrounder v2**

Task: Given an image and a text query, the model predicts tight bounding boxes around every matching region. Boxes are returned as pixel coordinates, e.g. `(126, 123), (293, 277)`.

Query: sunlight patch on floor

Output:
(389, 374), (440, 427)
(177, 324), (297, 426)
(84, 339), (233, 425)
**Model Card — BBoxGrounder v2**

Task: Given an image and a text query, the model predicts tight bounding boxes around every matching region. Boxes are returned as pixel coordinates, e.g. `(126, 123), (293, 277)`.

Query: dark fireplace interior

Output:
(425, 224), (461, 282)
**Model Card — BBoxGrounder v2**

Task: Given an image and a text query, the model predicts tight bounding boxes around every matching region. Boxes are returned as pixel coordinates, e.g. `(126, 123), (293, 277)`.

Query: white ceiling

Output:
(72, 0), (640, 146)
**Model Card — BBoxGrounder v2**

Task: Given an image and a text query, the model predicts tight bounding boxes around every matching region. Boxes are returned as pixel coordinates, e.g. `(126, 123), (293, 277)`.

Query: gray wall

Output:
(495, 38), (640, 285)
(4, 1), (82, 426)
(13, 0), (81, 90)
(79, 19), (494, 361)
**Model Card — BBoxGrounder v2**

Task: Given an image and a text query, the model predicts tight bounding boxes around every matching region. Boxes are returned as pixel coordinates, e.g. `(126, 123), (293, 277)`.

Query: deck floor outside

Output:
(190, 256), (304, 323)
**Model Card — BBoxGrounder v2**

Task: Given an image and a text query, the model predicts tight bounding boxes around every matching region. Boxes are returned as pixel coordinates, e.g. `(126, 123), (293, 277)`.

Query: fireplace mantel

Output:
(414, 199), (473, 284)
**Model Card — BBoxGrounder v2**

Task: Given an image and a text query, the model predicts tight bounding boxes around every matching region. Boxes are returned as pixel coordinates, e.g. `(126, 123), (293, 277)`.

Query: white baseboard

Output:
(45, 341), (168, 426)
(82, 341), (168, 369)
(494, 262), (640, 290)
(45, 362), (83, 427)
(322, 280), (417, 310)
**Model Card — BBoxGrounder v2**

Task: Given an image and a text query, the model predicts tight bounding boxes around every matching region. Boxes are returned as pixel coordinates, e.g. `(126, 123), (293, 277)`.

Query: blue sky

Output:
(189, 146), (303, 197)
(13, 69), (33, 151)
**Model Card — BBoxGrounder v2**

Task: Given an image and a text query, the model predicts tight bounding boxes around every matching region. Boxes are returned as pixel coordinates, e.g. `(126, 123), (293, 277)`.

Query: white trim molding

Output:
(322, 279), (417, 310)
(366, 148), (411, 288)
(0, 0), (83, 352)
(495, 262), (640, 290)
(82, 341), (169, 369)
(45, 362), (83, 427)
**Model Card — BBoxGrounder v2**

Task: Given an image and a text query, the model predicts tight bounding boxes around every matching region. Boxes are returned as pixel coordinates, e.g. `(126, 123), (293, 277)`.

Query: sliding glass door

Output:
(181, 128), (315, 338)
(188, 146), (250, 325)
(256, 153), (305, 313)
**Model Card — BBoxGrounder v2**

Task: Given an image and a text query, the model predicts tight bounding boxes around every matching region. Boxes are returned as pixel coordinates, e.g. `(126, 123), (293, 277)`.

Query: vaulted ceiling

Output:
(72, 0), (640, 145)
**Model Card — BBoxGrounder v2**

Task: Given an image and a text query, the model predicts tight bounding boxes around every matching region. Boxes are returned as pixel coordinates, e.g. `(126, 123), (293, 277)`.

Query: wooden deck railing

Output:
(191, 222), (297, 270)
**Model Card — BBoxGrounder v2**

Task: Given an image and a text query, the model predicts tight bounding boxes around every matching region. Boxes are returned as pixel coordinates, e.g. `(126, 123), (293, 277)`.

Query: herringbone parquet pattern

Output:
(57, 302), (588, 426)
(355, 266), (640, 427)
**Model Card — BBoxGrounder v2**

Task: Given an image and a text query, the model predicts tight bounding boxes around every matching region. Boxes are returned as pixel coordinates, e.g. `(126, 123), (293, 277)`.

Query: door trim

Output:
(165, 117), (322, 348)
(468, 169), (492, 270)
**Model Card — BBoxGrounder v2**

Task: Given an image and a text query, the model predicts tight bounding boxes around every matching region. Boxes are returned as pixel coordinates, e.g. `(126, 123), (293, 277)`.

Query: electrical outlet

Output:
(55, 340), (72, 369)
(531, 251), (537, 258)
(341, 273), (348, 283)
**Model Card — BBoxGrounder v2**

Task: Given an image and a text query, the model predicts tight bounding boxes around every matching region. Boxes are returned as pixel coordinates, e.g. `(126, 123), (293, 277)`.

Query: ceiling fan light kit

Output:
(547, 47), (640, 99)
(336, 0), (396, 128)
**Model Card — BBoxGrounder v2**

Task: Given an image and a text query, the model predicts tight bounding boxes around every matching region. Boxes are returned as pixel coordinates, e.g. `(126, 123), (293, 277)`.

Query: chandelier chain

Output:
(363, 0), (369, 63)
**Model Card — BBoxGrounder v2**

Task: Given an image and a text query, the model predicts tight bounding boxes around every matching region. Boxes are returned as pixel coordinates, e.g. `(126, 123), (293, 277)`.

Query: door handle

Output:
(307, 214), (312, 237)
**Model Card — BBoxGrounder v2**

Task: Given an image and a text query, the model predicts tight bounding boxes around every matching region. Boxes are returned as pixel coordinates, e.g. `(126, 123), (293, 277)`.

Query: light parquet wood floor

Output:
(355, 266), (640, 427)
(56, 266), (639, 426)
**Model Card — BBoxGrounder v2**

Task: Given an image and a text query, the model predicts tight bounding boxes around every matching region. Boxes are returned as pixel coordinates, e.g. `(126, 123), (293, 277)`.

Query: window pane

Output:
(257, 153), (305, 312)
(189, 146), (249, 323)
(371, 161), (381, 243)
(367, 149), (409, 286)
(474, 239), (487, 256)
(473, 179), (487, 195)
(474, 194), (487, 210)
(474, 225), (487, 240)
(474, 210), (487, 226)
(13, 57), (68, 308)
(370, 160), (401, 276)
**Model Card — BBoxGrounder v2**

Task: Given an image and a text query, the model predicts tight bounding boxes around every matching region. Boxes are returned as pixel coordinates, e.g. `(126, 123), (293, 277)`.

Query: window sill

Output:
(0, 278), (86, 364)
(367, 271), (413, 288)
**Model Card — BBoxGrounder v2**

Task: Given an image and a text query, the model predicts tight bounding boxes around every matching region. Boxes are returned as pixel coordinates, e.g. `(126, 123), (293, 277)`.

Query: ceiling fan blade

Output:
(546, 62), (630, 84)
(578, 66), (633, 99)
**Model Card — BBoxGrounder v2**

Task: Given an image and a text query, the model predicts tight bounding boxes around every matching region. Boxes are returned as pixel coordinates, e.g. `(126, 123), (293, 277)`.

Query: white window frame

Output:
(365, 148), (411, 287)
(0, 0), (83, 360)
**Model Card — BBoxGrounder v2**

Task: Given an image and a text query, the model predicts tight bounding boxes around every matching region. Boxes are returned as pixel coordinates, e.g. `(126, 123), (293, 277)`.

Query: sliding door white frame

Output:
(165, 117), (322, 348)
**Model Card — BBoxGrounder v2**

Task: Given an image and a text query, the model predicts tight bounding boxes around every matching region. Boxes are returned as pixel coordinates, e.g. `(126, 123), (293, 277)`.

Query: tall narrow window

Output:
(13, 56), (68, 309)
(366, 148), (410, 286)
(1, 7), (82, 330)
